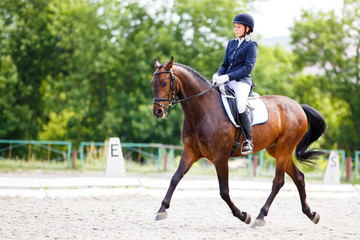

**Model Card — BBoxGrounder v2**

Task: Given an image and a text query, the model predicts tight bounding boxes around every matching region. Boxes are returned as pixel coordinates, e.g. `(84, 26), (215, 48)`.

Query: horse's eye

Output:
(161, 81), (168, 87)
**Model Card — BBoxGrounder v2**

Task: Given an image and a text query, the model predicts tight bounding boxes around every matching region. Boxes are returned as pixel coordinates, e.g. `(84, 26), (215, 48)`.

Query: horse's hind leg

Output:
(285, 161), (320, 224)
(155, 150), (197, 220)
(214, 160), (251, 224)
(254, 146), (286, 227)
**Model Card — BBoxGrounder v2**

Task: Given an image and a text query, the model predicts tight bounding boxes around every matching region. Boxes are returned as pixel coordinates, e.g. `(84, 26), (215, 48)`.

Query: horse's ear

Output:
(154, 58), (161, 69)
(165, 56), (174, 70)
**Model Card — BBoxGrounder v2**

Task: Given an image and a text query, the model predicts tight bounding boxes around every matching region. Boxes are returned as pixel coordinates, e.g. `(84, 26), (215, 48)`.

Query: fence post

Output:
(355, 151), (359, 180)
(72, 150), (77, 169)
(169, 148), (174, 171)
(28, 143), (32, 161)
(341, 151), (346, 180)
(253, 155), (258, 177)
(247, 155), (252, 176)
(138, 147), (142, 164)
(9, 142), (12, 159)
(346, 157), (352, 181)
(157, 147), (162, 171)
(66, 142), (72, 168)
(259, 150), (264, 176)
(164, 153), (168, 172)
(47, 144), (51, 161)
(80, 142), (84, 167)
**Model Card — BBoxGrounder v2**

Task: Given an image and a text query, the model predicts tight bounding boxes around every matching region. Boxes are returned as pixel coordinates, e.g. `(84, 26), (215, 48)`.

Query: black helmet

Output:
(231, 13), (254, 33)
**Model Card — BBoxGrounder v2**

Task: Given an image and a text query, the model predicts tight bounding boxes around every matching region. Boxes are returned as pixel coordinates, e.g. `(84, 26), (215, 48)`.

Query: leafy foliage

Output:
(290, 0), (360, 153)
(0, 0), (359, 155)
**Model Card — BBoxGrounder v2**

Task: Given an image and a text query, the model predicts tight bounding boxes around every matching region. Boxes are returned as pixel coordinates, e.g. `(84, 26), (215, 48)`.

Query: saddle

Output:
(219, 84), (268, 128)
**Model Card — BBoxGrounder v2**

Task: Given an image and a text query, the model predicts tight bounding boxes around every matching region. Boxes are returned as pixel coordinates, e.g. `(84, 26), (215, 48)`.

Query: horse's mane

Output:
(174, 63), (211, 85)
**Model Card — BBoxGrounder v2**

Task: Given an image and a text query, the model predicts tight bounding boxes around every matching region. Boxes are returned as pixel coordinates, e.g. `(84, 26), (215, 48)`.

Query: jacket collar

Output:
(237, 35), (251, 47)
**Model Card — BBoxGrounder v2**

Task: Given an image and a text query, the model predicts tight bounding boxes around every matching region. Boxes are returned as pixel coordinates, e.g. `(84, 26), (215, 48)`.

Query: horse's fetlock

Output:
(232, 210), (241, 217)
(260, 206), (268, 217)
(302, 207), (311, 215)
(161, 200), (170, 209)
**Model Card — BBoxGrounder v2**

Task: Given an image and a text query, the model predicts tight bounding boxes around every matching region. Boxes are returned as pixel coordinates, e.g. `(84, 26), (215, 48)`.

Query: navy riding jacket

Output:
(217, 38), (258, 86)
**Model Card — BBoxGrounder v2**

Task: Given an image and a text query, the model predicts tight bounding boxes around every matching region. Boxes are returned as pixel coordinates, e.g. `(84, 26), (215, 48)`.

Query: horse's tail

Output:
(295, 105), (327, 165)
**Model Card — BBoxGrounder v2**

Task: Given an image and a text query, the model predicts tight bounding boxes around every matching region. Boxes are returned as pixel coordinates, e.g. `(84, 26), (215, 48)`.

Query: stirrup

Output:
(241, 140), (253, 155)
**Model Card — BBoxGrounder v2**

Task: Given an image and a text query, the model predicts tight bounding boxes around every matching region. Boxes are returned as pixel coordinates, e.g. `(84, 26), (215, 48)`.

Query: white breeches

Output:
(226, 81), (251, 113)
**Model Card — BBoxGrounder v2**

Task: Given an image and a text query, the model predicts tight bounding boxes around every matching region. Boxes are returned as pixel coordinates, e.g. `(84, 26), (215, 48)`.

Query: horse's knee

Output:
(272, 177), (285, 190)
(279, 178), (285, 188)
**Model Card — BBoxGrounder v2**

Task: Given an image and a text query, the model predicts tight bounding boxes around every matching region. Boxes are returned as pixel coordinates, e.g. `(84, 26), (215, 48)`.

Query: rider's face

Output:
(234, 23), (247, 38)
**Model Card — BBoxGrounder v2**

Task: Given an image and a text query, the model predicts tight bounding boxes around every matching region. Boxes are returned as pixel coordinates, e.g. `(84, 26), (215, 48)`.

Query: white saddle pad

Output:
(220, 93), (269, 128)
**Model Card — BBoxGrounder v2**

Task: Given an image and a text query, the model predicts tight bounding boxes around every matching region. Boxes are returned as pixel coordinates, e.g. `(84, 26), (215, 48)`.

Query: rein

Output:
(153, 69), (214, 108)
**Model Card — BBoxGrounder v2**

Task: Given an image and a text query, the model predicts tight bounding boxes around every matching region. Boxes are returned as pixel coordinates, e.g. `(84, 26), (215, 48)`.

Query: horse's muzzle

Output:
(153, 106), (168, 119)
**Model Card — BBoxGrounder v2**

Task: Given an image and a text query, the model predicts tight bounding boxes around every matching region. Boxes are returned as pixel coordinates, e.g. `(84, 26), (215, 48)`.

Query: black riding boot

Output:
(239, 110), (253, 155)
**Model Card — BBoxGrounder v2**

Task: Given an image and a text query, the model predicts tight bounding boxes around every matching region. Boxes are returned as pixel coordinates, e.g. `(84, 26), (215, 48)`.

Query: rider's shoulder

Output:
(248, 39), (258, 47)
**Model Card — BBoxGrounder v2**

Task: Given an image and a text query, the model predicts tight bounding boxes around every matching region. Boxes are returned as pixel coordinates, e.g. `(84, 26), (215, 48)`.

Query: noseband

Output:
(153, 69), (214, 108)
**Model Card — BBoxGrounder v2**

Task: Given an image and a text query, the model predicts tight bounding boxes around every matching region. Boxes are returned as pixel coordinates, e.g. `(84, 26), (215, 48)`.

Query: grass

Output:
(0, 157), (359, 184)
(0, 158), (69, 172)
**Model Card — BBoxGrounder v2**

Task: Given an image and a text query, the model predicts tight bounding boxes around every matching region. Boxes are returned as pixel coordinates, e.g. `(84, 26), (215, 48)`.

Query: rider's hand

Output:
(215, 74), (229, 85)
(212, 73), (219, 84)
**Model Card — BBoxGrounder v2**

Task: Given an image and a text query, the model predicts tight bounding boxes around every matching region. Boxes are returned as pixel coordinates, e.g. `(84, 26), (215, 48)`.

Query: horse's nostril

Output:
(156, 108), (163, 115)
(153, 108), (164, 118)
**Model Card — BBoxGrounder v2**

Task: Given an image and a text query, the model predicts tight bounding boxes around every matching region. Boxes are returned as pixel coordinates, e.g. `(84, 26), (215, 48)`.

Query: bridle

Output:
(152, 69), (214, 108)
(153, 69), (178, 108)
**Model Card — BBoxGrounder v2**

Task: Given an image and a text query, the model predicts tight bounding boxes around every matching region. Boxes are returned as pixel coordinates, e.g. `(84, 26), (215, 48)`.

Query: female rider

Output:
(213, 13), (258, 155)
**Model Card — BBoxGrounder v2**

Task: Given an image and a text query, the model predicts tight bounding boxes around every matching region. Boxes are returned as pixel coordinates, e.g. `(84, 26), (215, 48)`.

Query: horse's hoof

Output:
(312, 212), (320, 224)
(155, 211), (168, 221)
(243, 212), (251, 224)
(252, 218), (266, 228)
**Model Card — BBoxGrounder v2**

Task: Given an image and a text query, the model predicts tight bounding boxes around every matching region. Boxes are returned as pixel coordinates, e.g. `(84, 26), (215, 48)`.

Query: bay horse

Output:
(151, 56), (326, 227)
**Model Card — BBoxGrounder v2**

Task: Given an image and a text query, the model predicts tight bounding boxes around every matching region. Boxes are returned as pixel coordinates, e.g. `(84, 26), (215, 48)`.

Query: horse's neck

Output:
(174, 66), (210, 97)
(174, 67), (215, 117)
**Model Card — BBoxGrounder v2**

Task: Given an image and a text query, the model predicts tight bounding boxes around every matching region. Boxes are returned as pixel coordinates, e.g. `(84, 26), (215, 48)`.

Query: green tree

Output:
(0, 54), (33, 138)
(252, 45), (295, 97)
(3, 0), (295, 149)
(42, 0), (116, 144)
(290, 0), (360, 152)
(0, 0), (58, 139)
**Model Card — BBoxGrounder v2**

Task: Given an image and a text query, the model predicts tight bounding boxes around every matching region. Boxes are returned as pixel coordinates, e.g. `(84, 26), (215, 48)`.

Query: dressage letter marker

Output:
(105, 137), (126, 177)
(323, 151), (340, 185)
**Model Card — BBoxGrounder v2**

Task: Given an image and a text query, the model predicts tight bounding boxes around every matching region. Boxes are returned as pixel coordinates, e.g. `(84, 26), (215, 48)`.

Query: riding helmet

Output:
(231, 13), (254, 33)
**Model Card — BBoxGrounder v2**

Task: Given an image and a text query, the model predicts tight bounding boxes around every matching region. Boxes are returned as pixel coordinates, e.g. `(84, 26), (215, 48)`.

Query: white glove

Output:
(212, 73), (219, 84)
(215, 74), (229, 84)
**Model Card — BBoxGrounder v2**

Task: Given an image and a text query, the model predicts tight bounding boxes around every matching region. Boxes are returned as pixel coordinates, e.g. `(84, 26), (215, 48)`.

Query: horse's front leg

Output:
(155, 150), (197, 220)
(215, 159), (251, 224)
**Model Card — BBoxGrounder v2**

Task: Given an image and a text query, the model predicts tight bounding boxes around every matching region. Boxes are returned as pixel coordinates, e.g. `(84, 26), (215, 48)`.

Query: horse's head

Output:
(151, 56), (177, 119)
